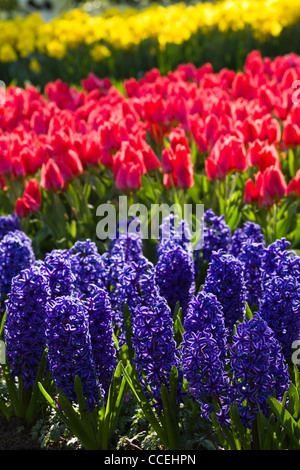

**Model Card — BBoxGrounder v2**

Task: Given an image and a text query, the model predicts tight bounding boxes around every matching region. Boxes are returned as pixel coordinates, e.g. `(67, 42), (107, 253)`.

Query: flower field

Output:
(0, 0), (300, 454)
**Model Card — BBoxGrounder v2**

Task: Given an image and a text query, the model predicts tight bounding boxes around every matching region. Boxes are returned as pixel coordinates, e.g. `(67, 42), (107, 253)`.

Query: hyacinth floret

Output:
(45, 295), (104, 411)
(230, 221), (265, 258)
(202, 249), (246, 332)
(261, 238), (300, 284)
(258, 274), (300, 360)
(131, 298), (182, 412)
(4, 265), (50, 388)
(0, 230), (35, 299)
(183, 291), (228, 361)
(181, 328), (231, 425)
(109, 216), (143, 264)
(41, 249), (75, 298)
(229, 313), (289, 428)
(118, 254), (159, 315)
(239, 239), (265, 308)
(155, 238), (195, 316)
(200, 209), (232, 263)
(0, 213), (20, 240)
(83, 284), (116, 395)
(157, 213), (193, 256)
(69, 239), (108, 295)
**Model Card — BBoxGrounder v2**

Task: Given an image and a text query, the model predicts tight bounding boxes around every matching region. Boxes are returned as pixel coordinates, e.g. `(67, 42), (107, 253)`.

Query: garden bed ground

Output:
(0, 416), (81, 450)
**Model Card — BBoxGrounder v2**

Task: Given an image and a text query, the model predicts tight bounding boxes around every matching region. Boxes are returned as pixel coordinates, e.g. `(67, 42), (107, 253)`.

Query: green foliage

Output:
(38, 360), (129, 450)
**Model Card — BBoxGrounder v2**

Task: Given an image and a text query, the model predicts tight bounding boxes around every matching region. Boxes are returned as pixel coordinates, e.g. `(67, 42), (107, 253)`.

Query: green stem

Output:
(272, 202), (278, 242)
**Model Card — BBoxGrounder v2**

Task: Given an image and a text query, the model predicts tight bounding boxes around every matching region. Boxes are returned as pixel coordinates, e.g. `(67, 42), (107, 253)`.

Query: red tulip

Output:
(15, 198), (30, 218)
(205, 135), (247, 180)
(0, 136), (12, 175)
(113, 141), (146, 192)
(287, 169), (300, 196)
(115, 162), (143, 192)
(162, 148), (175, 173)
(172, 144), (194, 189)
(14, 178), (41, 218)
(81, 73), (111, 93)
(244, 178), (259, 204)
(22, 178), (41, 212)
(248, 140), (280, 172)
(256, 166), (287, 206)
(283, 121), (300, 147)
(40, 159), (65, 191)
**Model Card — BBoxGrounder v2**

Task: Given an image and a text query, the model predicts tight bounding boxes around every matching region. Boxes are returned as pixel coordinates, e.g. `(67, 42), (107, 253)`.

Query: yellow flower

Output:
(46, 40), (67, 60)
(90, 44), (111, 62)
(0, 44), (17, 62)
(29, 58), (41, 73)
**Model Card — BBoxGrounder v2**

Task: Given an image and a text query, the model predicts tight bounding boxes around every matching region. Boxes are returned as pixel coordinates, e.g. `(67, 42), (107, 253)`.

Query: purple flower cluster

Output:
(84, 284), (116, 394)
(0, 230), (35, 299)
(200, 209), (232, 263)
(229, 314), (290, 428)
(202, 250), (246, 331)
(261, 238), (300, 284)
(131, 298), (182, 411)
(109, 218), (143, 264)
(239, 240), (265, 308)
(4, 265), (50, 388)
(155, 239), (195, 316)
(258, 274), (300, 360)
(183, 291), (228, 361)
(181, 329), (231, 424)
(118, 255), (158, 316)
(155, 214), (195, 316)
(0, 214), (20, 240)
(41, 249), (75, 298)
(230, 221), (265, 258)
(45, 295), (105, 411)
(69, 239), (108, 295)
(181, 291), (231, 424)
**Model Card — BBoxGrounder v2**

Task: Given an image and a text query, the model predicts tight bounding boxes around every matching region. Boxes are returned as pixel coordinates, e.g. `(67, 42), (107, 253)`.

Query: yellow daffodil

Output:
(0, 0), (300, 64)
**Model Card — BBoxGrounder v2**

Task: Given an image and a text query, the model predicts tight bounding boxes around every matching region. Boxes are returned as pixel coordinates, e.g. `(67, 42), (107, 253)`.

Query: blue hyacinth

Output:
(131, 298), (182, 412)
(0, 214), (20, 240)
(258, 274), (300, 360)
(109, 216), (144, 264)
(229, 313), (290, 428)
(183, 291), (228, 361)
(230, 221), (265, 258)
(239, 240), (265, 308)
(41, 249), (75, 298)
(69, 239), (108, 295)
(4, 265), (50, 388)
(200, 209), (232, 263)
(45, 295), (104, 411)
(202, 250), (246, 332)
(118, 254), (159, 316)
(0, 230), (35, 300)
(83, 284), (116, 395)
(261, 238), (300, 284)
(155, 238), (195, 317)
(181, 328), (231, 425)
(156, 213), (193, 256)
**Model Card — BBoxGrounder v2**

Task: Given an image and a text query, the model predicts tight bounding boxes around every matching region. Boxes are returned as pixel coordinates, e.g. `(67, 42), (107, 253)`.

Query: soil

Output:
(0, 416), (78, 451)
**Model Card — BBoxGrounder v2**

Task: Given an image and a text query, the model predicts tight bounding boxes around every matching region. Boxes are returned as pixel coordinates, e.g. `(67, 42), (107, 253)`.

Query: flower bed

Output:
(0, 50), (300, 253)
(0, 208), (299, 450)
(2, 0), (300, 85)
(1, 49), (300, 451)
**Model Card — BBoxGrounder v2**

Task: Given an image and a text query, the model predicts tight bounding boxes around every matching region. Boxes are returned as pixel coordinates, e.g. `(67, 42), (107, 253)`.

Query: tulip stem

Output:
(272, 202), (277, 242)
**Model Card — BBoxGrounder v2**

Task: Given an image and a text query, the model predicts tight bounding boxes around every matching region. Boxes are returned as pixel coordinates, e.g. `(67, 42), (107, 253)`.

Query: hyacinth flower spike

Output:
(39, 293), (129, 450)
(2, 265), (51, 425)
(202, 250), (247, 333)
(122, 297), (184, 450)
